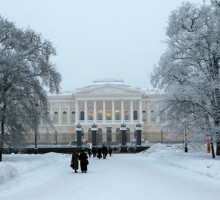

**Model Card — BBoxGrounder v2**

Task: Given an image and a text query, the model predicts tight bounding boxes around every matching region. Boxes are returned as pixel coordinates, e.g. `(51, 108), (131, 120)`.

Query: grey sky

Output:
(0, 0), (204, 90)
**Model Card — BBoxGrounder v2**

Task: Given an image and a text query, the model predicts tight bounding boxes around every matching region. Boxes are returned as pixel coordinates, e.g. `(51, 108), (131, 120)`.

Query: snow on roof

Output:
(47, 80), (164, 96)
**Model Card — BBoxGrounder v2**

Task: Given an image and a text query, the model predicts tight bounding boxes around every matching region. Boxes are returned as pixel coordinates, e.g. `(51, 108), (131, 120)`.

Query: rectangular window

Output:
(106, 111), (111, 120)
(124, 111), (129, 120)
(97, 110), (102, 120)
(80, 111), (84, 120)
(89, 111), (93, 120)
(133, 110), (138, 120)
(115, 110), (120, 120)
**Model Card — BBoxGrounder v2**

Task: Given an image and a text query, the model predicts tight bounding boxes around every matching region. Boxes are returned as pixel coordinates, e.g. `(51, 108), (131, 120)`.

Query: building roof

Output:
(47, 80), (163, 96)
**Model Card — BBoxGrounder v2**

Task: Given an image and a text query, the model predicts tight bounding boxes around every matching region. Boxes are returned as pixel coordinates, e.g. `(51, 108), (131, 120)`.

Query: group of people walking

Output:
(70, 144), (113, 173)
(71, 149), (88, 173)
(90, 144), (113, 159)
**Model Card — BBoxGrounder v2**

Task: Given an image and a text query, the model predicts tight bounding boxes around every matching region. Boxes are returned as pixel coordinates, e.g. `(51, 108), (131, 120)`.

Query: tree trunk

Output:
(210, 136), (215, 158)
(0, 103), (6, 162)
(216, 139), (220, 156)
(0, 117), (5, 162)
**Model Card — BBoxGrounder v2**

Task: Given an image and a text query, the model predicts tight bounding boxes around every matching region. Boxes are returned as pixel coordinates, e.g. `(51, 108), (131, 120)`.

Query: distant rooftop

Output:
(93, 78), (124, 84)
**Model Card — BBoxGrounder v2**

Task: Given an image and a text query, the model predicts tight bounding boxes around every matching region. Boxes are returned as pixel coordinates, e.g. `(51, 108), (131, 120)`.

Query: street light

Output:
(184, 120), (188, 153)
(34, 103), (40, 154)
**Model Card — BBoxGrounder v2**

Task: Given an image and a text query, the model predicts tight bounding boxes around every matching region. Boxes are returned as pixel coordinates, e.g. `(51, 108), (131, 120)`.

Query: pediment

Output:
(76, 84), (142, 96)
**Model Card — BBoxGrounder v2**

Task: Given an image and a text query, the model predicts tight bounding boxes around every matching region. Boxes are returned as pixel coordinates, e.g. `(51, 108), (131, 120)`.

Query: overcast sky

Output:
(0, 0), (204, 90)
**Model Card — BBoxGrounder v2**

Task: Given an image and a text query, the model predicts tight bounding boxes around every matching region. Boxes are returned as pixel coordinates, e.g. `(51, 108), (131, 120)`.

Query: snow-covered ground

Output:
(0, 143), (219, 200)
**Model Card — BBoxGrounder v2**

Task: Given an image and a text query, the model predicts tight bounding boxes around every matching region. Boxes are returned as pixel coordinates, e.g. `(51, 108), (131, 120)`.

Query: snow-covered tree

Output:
(0, 16), (61, 161)
(151, 1), (220, 156)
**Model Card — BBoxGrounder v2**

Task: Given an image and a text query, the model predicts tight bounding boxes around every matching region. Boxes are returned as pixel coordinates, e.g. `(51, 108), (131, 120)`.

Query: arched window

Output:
(80, 111), (84, 120)
(98, 128), (103, 144)
(53, 111), (58, 123)
(116, 128), (121, 144)
(107, 127), (112, 142)
(88, 111), (93, 120)
(133, 110), (138, 120)
(71, 111), (75, 123)
(106, 111), (111, 120)
(88, 128), (92, 143)
(63, 111), (67, 123)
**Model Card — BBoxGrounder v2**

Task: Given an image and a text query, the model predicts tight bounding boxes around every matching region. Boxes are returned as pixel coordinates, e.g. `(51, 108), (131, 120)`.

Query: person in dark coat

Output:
(78, 150), (88, 173)
(88, 147), (92, 158)
(97, 147), (102, 159)
(92, 147), (97, 158)
(108, 147), (113, 157)
(71, 150), (79, 173)
(101, 144), (108, 159)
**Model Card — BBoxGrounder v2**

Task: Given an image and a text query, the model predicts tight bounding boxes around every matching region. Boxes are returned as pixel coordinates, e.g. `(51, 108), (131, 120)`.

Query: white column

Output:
(121, 100), (124, 122)
(93, 101), (97, 122)
(130, 100), (133, 122)
(103, 101), (106, 123)
(139, 100), (142, 122)
(68, 102), (70, 124)
(75, 100), (79, 123)
(59, 102), (62, 125)
(147, 101), (150, 124)
(112, 100), (115, 122)
(84, 100), (88, 123)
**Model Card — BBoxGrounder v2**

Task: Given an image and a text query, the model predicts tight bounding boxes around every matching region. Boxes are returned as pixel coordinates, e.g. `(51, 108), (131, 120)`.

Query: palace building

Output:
(26, 79), (171, 146)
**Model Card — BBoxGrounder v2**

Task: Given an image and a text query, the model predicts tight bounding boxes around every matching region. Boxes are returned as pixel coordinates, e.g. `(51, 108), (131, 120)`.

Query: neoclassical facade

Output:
(26, 80), (171, 145)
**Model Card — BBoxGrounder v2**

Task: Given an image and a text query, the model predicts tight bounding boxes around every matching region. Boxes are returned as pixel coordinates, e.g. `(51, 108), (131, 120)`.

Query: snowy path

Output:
(0, 153), (219, 200)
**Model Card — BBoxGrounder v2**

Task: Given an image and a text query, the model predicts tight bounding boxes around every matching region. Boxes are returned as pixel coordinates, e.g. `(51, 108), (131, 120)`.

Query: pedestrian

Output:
(88, 147), (92, 158)
(92, 147), (97, 158)
(70, 150), (79, 173)
(78, 149), (89, 173)
(97, 147), (102, 159)
(101, 144), (108, 159)
(108, 146), (113, 157)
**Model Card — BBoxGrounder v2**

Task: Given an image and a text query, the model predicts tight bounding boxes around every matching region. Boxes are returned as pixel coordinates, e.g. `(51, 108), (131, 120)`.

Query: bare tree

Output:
(0, 16), (61, 161)
(151, 1), (220, 156)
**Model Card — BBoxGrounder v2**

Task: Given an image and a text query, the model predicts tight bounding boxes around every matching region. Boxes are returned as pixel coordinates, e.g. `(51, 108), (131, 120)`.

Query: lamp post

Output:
(34, 103), (40, 154)
(55, 130), (58, 146)
(184, 120), (188, 153)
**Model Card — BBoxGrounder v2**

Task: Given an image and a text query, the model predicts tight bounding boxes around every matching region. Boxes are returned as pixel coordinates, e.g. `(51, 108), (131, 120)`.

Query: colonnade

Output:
(75, 99), (143, 123)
